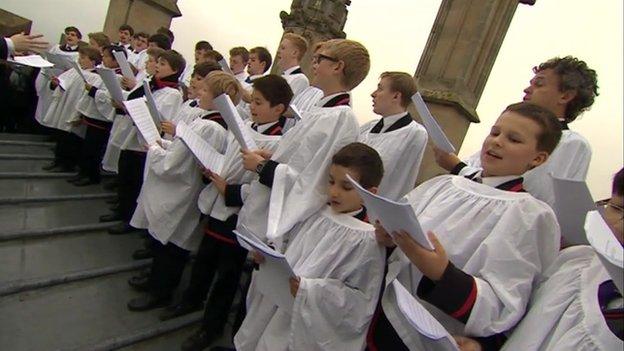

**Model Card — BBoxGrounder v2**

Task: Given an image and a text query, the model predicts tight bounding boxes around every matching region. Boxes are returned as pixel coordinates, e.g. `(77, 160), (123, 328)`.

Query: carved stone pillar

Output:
(272, 0), (351, 76)
(412, 0), (534, 183)
(102, 0), (182, 40)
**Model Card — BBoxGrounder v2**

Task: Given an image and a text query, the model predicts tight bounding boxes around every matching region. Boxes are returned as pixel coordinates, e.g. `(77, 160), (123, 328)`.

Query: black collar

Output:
(354, 206), (369, 223)
(202, 112), (228, 130)
(370, 113), (413, 134)
(559, 120), (570, 130)
(289, 67), (303, 75)
(323, 93), (350, 108)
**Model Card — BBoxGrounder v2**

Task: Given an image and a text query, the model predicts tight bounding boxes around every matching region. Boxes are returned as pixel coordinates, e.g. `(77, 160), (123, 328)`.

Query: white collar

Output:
(65, 44), (78, 50)
(283, 65), (301, 75)
(472, 170), (520, 188)
(380, 112), (408, 132)
(255, 119), (280, 134)
(315, 91), (350, 107)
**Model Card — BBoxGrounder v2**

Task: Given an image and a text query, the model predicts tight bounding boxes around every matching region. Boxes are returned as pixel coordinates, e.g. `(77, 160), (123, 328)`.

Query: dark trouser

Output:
(81, 117), (112, 182)
(55, 130), (83, 169)
(117, 149), (146, 222)
(148, 241), (190, 299)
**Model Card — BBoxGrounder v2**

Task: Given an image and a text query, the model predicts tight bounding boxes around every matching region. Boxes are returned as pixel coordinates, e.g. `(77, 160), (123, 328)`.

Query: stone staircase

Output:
(0, 133), (222, 351)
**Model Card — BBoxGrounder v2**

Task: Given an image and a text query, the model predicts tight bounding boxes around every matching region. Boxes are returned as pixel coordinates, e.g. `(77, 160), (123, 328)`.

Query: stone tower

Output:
(102, 0), (182, 41)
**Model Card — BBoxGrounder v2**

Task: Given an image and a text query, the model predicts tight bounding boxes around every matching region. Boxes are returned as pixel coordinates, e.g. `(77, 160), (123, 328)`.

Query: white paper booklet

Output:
(9, 54), (54, 68)
(233, 225), (295, 312)
(346, 174), (433, 250)
(551, 174), (597, 246)
(411, 92), (456, 154)
(69, 60), (87, 82)
(290, 104), (303, 121)
(45, 52), (74, 70)
(176, 121), (225, 173)
(392, 280), (460, 350)
(218, 58), (233, 75)
(123, 98), (161, 146)
(213, 94), (258, 150)
(142, 81), (164, 124)
(112, 50), (135, 79)
(96, 67), (125, 103)
(585, 210), (624, 294)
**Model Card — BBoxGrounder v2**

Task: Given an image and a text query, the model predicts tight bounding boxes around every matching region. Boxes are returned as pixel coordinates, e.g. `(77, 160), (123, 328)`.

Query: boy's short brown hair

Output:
(503, 102), (562, 154)
(229, 47), (249, 63)
(332, 142), (384, 189)
(322, 39), (370, 90)
(192, 62), (222, 78)
(88, 32), (111, 48)
(203, 71), (242, 105)
(65, 26), (82, 39)
(282, 33), (308, 61)
(158, 50), (186, 78)
(202, 50), (224, 63)
(380, 71), (417, 108)
(252, 75), (294, 112)
(250, 47), (273, 73)
(79, 45), (102, 65)
(534, 56), (599, 122)
(147, 47), (165, 60)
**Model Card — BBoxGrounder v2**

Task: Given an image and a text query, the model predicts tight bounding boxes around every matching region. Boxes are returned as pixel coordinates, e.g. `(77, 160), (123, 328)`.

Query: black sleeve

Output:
(87, 86), (98, 98)
(417, 262), (477, 324)
(450, 161), (467, 175)
(258, 160), (279, 188)
(224, 184), (244, 207)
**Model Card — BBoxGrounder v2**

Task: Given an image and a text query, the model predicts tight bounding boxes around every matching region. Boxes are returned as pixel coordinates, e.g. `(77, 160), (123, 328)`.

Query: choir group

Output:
(1, 23), (621, 351)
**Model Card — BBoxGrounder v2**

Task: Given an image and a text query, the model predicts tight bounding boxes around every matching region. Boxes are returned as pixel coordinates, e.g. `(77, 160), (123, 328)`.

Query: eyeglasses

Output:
(312, 53), (340, 64)
(597, 198), (624, 220)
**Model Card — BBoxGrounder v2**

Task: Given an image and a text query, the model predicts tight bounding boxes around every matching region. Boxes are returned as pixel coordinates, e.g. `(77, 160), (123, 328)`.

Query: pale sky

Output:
(4, 0), (623, 199)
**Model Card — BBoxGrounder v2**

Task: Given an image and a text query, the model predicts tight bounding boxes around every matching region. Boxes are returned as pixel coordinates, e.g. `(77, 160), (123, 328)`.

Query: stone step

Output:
(0, 222), (121, 242)
(0, 171), (77, 179)
(0, 271), (190, 351)
(0, 132), (52, 142)
(0, 230), (145, 284)
(0, 143), (55, 155)
(0, 140), (55, 147)
(0, 153), (54, 160)
(0, 158), (58, 172)
(0, 178), (113, 199)
(0, 198), (116, 234)
(0, 193), (115, 205)
(117, 323), (200, 351)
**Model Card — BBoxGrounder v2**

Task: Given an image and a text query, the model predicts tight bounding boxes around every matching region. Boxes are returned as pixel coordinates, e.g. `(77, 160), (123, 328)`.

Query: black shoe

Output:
(128, 275), (150, 291)
(132, 248), (154, 260)
(66, 174), (85, 183)
(181, 329), (217, 351)
(42, 161), (59, 171)
(109, 203), (120, 212)
(74, 178), (99, 186)
(127, 293), (171, 312)
(48, 164), (74, 173)
(106, 197), (119, 205)
(99, 213), (121, 223)
(108, 222), (138, 235)
(159, 300), (203, 321)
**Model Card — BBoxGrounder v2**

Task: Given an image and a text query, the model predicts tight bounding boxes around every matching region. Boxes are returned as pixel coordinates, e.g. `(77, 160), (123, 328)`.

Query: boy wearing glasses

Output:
(238, 39), (370, 246)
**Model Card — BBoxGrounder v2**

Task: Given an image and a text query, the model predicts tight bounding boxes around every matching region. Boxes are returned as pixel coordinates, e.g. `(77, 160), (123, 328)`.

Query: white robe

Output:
(34, 45), (79, 124)
(282, 72), (309, 97)
(236, 104), (360, 243)
(197, 122), (283, 221)
(464, 129), (592, 208)
(75, 72), (110, 122)
(234, 206), (385, 351)
(381, 175), (560, 347)
(130, 117), (228, 251)
(358, 118), (428, 200)
(291, 86), (324, 113)
(503, 246), (622, 351)
(120, 86), (182, 152)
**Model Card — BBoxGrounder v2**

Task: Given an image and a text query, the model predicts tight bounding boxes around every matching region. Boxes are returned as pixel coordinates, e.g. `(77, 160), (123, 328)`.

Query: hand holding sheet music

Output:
(585, 210), (624, 294)
(112, 50), (135, 79)
(346, 174), (432, 250)
(392, 280), (460, 350)
(290, 104), (303, 121)
(176, 121), (225, 173)
(142, 81), (164, 124)
(233, 225), (295, 312)
(69, 60), (87, 82)
(123, 98), (161, 146)
(213, 94), (257, 150)
(411, 92), (456, 154)
(96, 67), (125, 103)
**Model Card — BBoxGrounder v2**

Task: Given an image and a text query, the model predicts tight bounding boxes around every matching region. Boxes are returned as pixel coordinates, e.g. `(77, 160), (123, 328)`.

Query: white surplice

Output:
(290, 86), (324, 113)
(503, 246), (623, 351)
(130, 116), (228, 251)
(236, 103), (359, 243)
(464, 129), (592, 208)
(358, 115), (428, 200)
(282, 66), (309, 97)
(34, 45), (79, 124)
(234, 206), (385, 351)
(380, 175), (560, 348)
